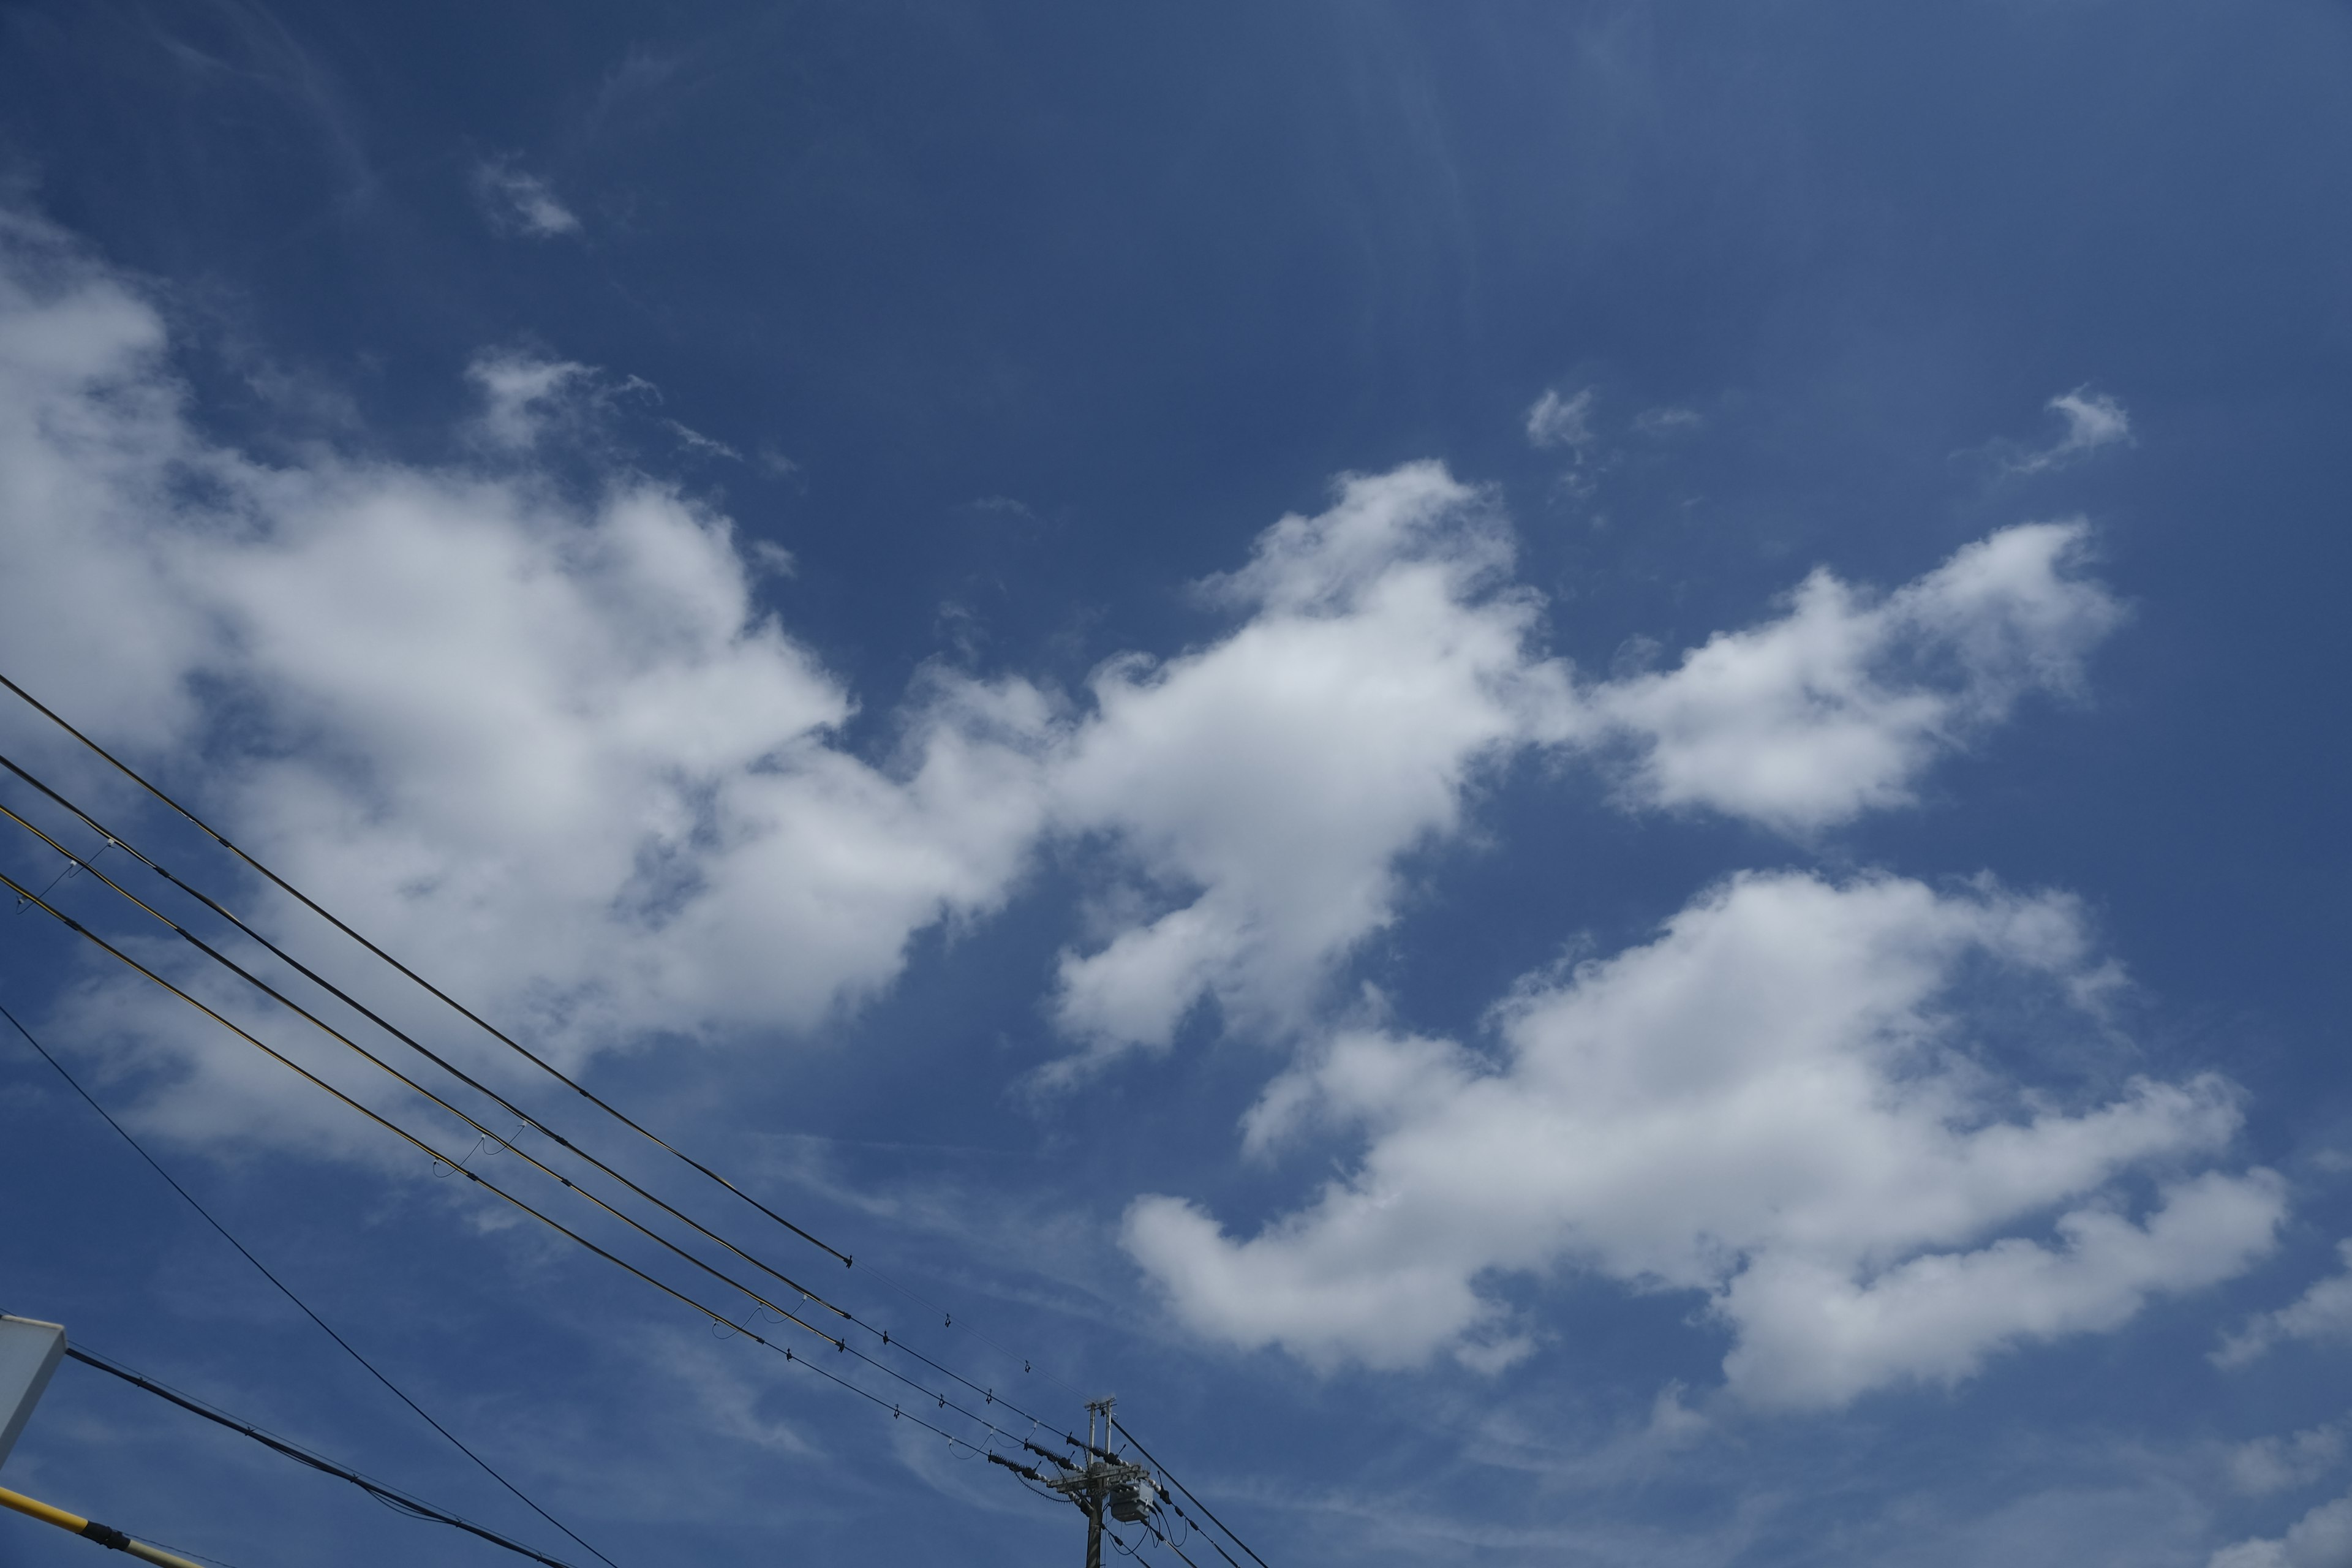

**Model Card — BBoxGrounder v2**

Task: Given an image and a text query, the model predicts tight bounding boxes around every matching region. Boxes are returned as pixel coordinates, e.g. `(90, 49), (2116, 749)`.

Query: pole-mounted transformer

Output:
(1044, 1396), (1157, 1568)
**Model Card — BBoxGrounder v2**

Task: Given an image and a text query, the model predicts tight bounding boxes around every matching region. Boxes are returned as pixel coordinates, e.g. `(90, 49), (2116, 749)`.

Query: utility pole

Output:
(1045, 1397), (1151, 1568)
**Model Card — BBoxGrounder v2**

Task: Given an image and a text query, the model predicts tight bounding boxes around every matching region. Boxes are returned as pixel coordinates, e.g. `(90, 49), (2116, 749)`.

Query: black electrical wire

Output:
(0, 869), (813, 1352)
(1, 674), (1088, 1425)
(1154, 1493), (1245, 1568)
(0, 681), (1280, 1568)
(0, 791), (850, 1354)
(45, 1340), (591, 1568)
(0, 676), (1127, 1489)
(1110, 1419), (1270, 1568)
(2, 802), (1072, 1468)
(0, 995), (617, 1568)
(0, 741), (1075, 1436)
(0, 764), (851, 1332)
(0, 672), (851, 1264)
(1, 868), (1055, 1468)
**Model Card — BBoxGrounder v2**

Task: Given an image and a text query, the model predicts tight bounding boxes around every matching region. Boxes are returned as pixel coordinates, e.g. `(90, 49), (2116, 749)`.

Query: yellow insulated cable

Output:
(0, 1482), (209, 1568)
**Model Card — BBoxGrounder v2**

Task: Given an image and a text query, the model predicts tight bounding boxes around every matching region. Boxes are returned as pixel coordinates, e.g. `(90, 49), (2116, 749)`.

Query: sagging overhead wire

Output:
(1112, 1419), (1270, 1568)
(0, 786), (1098, 1463)
(0, 680), (1286, 1567)
(42, 1338), (596, 1568)
(0, 865), (1095, 1478)
(0, 866), (824, 1352)
(0, 839), (845, 1354)
(0, 761), (850, 1336)
(0, 670), (851, 1262)
(0, 706), (1079, 1431)
(1, 867), (1060, 1479)
(0, 997), (618, 1568)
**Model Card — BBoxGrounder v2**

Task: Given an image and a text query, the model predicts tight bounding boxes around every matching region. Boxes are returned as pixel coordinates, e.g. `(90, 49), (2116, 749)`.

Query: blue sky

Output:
(0, 3), (2347, 1566)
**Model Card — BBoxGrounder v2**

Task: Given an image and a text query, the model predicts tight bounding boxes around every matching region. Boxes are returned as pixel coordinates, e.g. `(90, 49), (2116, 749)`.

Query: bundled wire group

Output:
(0, 673), (1270, 1568)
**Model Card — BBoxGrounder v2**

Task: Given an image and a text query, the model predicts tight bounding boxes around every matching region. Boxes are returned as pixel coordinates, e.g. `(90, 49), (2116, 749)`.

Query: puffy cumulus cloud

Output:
(0, 210), (2137, 1138)
(2011, 386), (2133, 474)
(473, 158), (582, 239)
(0, 214), (1054, 1126)
(1044, 464), (1575, 1068)
(1584, 522), (2124, 834)
(2214, 1240), (2352, 1367)
(1043, 511), (2124, 1068)
(1124, 872), (2280, 1404)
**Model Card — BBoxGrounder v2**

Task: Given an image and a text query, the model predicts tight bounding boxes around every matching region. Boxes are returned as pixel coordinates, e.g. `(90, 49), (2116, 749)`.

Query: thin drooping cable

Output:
(1152, 1494), (1246, 1568)
(59, 1330), (1052, 1566)
(0, 996), (617, 1568)
(42, 1340), (589, 1568)
(0, 842), (846, 1355)
(1110, 1419), (1270, 1568)
(1, 871), (812, 1349)
(0, 777), (848, 1346)
(0, 737), (1077, 1429)
(1136, 1505), (1208, 1568)
(0, 672), (850, 1263)
(0, 873), (1054, 1463)
(0, 810), (1090, 1455)
(837, 1253), (1093, 1409)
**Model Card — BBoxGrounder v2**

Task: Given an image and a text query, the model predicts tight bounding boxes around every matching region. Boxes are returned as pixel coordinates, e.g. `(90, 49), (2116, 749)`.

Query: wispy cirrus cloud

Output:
(473, 157), (583, 239)
(1523, 386), (1597, 452)
(2009, 386), (2133, 473)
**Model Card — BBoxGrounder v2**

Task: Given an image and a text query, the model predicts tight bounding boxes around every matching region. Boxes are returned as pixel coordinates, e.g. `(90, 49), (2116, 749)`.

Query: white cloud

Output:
(1042, 463), (1575, 1070)
(2011, 386), (2133, 474)
(1583, 522), (2125, 833)
(2215, 1241), (2352, 1367)
(2212, 1492), (2352, 1568)
(2227, 1423), (2346, 1497)
(664, 418), (741, 461)
(1525, 386), (1596, 451)
(1125, 872), (2279, 1404)
(1634, 405), (1703, 437)
(0, 214), (1055, 1138)
(1042, 508), (2123, 1068)
(467, 351), (592, 448)
(0, 213), (2139, 1172)
(474, 159), (582, 239)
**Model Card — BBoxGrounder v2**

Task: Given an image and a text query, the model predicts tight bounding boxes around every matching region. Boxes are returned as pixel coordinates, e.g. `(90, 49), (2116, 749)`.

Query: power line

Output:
(0, 799), (850, 1354)
(0, 675), (1236, 1545)
(1, 869), (1058, 1468)
(1110, 1419), (1270, 1568)
(0, 761), (852, 1332)
(0, 995), (617, 1568)
(43, 1339), (595, 1568)
(0, 671), (853, 1265)
(0, 735), (1078, 1434)
(0, 804), (1088, 1459)
(1, 868), (813, 1352)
